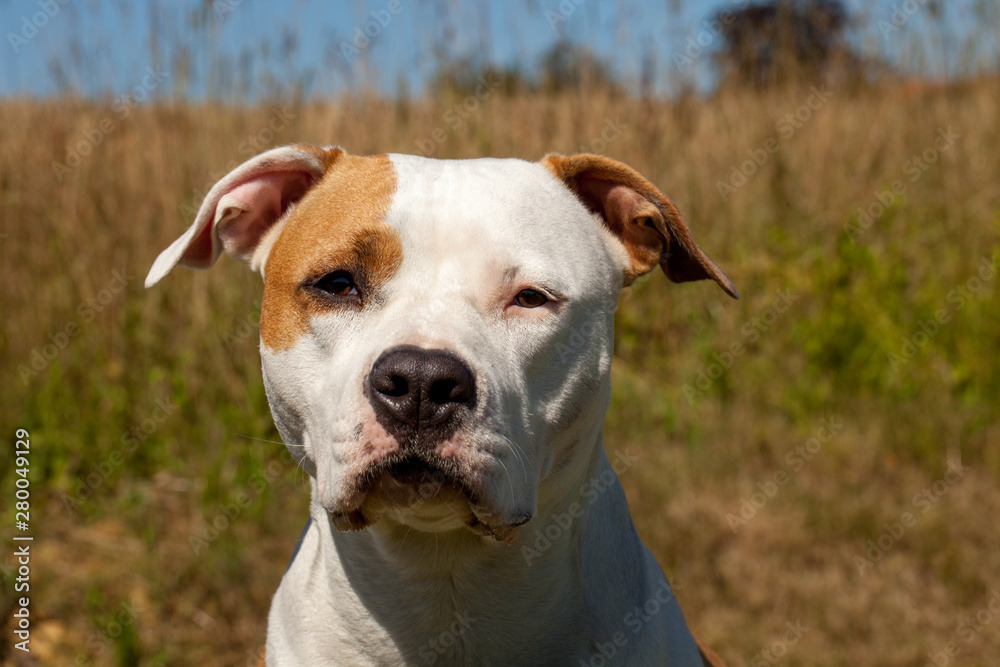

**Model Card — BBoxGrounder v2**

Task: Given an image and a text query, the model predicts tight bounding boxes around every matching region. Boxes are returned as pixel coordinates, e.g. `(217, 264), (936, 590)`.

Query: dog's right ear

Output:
(542, 153), (738, 298)
(145, 145), (341, 288)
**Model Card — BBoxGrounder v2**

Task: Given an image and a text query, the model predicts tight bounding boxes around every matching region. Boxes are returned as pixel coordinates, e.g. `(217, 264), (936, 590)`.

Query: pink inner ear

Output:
(146, 145), (331, 288)
(586, 180), (650, 231)
(215, 171), (312, 261)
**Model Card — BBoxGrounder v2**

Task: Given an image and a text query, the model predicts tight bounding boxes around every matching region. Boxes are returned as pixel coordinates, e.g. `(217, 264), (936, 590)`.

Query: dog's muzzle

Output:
(330, 346), (525, 543)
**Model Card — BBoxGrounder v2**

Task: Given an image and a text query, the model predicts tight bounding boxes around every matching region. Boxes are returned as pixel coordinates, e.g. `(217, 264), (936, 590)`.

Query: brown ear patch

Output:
(542, 153), (738, 298)
(260, 152), (403, 351)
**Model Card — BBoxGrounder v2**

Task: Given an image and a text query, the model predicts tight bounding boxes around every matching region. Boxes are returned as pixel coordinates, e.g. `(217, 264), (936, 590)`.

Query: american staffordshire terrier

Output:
(146, 146), (736, 665)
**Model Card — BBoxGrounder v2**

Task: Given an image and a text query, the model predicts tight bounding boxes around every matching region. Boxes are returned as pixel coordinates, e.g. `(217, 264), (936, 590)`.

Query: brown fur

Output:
(540, 153), (738, 297)
(260, 152), (403, 351)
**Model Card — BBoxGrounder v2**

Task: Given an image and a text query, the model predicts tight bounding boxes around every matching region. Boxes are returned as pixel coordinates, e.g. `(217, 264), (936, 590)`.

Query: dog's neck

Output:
(286, 434), (658, 664)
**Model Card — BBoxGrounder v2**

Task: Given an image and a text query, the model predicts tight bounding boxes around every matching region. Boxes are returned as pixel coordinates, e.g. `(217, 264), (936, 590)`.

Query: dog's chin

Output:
(326, 456), (528, 545)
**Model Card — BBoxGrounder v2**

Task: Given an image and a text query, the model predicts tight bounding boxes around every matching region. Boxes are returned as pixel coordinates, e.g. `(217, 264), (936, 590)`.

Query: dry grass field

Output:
(1, 81), (999, 665)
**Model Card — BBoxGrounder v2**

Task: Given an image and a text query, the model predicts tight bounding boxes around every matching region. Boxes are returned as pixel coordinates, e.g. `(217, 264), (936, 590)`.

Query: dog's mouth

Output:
(378, 456), (460, 488)
(327, 454), (528, 544)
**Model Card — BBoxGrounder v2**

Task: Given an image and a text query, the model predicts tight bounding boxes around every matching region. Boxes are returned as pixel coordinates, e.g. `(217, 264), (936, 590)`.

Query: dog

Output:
(146, 146), (737, 666)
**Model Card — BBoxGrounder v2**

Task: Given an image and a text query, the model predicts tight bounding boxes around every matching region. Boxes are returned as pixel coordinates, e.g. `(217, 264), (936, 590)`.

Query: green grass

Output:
(1, 84), (999, 664)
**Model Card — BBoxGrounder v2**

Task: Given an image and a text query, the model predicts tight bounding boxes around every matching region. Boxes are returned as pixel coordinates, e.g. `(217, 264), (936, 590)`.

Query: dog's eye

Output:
(313, 271), (358, 296)
(514, 289), (548, 308)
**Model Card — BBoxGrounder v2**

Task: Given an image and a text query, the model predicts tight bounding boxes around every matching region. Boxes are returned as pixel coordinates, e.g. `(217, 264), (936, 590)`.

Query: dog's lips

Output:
(380, 456), (459, 488)
(466, 512), (531, 545)
(369, 455), (473, 504)
(326, 454), (529, 544)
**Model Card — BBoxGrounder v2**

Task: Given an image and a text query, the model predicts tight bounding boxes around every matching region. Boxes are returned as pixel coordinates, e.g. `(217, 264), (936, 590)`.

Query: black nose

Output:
(367, 345), (476, 445)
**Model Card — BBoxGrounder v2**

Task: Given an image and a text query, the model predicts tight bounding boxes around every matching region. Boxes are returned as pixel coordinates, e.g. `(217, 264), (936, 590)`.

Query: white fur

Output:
(148, 151), (705, 666)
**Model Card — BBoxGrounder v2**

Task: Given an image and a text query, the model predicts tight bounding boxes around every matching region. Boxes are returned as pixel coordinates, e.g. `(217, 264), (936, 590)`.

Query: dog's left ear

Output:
(145, 144), (339, 288)
(542, 153), (738, 298)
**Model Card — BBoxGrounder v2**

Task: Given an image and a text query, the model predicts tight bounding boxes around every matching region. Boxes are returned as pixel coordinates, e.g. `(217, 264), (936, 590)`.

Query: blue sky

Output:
(1, 0), (994, 99)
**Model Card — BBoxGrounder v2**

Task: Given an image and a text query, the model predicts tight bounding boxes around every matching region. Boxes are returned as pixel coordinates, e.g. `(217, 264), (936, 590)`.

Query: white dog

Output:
(146, 146), (736, 666)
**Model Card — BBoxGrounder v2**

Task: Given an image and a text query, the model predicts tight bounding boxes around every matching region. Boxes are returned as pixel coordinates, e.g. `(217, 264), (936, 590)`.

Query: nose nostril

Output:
(374, 373), (410, 398)
(385, 375), (409, 398)
(428, 379), (458, 405)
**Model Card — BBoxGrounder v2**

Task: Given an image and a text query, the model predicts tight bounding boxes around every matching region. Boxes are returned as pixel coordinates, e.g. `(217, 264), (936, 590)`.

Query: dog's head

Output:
(147, 146), (736, 544)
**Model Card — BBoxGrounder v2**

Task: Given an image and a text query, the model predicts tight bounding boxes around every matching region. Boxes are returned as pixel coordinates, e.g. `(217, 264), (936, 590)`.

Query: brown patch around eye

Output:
(260, 153), (403, 351)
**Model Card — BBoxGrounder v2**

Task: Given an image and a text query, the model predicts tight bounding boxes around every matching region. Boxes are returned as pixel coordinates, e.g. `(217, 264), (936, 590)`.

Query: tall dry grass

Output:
(1, 81), (999, 665)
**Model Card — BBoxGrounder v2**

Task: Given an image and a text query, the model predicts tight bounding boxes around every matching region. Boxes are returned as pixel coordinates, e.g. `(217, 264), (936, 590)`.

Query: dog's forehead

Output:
(387, 154), (560, 207)
(383, 154), (604, 282)
(258, 152), (605, 351)
(386, 154), (578, 242)
(268, 152), (596, 284)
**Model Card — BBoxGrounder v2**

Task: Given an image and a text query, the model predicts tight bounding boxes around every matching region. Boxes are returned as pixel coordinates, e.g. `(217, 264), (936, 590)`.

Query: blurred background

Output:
(1, 0), (998, 664)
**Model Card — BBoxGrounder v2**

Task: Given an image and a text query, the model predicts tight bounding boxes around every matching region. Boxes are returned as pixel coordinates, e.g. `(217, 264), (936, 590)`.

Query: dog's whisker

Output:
(510, 442), (530, 481)
(293, 460), (308, 486)
(394, 526), (413, 562)
(498, 433), (530, 482)
(495, 458), (516, 505)
(233, 432), (304, 447)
